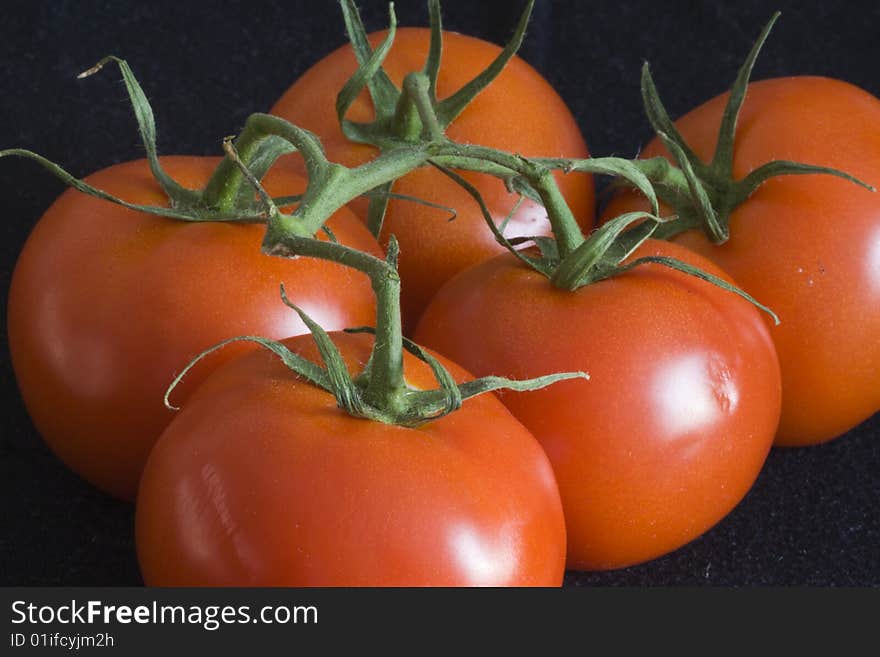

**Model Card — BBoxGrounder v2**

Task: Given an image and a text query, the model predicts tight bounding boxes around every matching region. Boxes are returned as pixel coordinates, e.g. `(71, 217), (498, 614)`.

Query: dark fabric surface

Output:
(1, 0), (878, 586)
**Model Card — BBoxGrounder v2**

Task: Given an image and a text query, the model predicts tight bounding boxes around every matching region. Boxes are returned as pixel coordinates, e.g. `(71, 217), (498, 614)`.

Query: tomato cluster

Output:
(4, 1), (879, 586)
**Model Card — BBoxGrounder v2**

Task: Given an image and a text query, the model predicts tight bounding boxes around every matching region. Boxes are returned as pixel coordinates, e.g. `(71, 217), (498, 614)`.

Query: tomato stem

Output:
(400, 72), (446, 142)
(362, 238), (407, 409)
(258, 229), (586, 426)
(202, 119), (295, 213)
(197, 129), (587, 425)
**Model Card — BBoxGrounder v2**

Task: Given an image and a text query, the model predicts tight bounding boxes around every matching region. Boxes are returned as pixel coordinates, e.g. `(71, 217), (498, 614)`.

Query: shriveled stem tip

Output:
(76, 55), (120, 79)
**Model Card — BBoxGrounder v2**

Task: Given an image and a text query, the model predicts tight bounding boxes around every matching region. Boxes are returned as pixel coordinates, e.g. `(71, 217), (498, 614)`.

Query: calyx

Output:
(0, 56), (300, 223)
(634, 12), (874, 243)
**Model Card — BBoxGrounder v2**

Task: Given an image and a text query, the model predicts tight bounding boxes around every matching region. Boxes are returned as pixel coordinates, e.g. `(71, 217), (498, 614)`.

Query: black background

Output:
(1, 0), (878, 587)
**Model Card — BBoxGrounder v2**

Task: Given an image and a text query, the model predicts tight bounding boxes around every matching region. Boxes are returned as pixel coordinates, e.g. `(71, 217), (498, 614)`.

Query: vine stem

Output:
(202, 110), (595, 425)
(231, 113), (590, 258)
(399, 73), (586, 258)
(263, 229), (407, 414)
(7, 40), (591, 429)
(202, 120), (290, 212)
(364, 238), (405, 408)
(209, 134), (409, 416)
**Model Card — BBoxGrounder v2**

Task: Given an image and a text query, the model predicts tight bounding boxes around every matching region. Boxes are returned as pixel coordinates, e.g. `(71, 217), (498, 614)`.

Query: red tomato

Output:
(7, 156), (380, 501)
(271, 27), (594, 328)
(135, 331), (566, 586)
(415, 239), (781, 570)
(605, 76), (880, 446)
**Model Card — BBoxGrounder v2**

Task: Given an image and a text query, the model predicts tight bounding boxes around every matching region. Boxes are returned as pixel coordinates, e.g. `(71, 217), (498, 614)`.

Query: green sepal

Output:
(344, 327), (589, 425)
(661, 133), (726, 242)
(602, 215), (665, 265)
(271, 195), (303, 208)
(339, 0), (399, 113)
(364, 180), (460, 238)
(398, 336), (462, 418)
(225, 135), (298, 211)
(528, 236), (560, 264)
(365, 186), (457, 220)
(423, 0), (443, 101)
(278, 284), (367, 416)
(629, 156), (694, 213)
(337, 2), (400, 144)
(457, 370), (589, 400)
(78, 56), (200, 207)
(435, 0), (534, 127)
(503, 175), (544, 205)
(551, 211), (661, 290)
(613, 255), (780, 325)
(732, 159), (875, 203)
(639, 61), (705, 180)
(711, 13), (779, 175)
(216, 137), (280, 222)
(429, 151), (669, 284)
(408, 369), (590, 421)
(416, 368), (591, 422)
(0, 148), (266, 223)
(163, 335), (333, 412)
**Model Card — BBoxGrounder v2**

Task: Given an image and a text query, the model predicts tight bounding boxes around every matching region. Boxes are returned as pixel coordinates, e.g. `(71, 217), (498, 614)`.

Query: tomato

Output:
(414, 239), (781, 570)
(7, 156), (380, 501)
(135, 331), (566, 586)
(271, 27), (594, 328)
(605, 76), (880, 446)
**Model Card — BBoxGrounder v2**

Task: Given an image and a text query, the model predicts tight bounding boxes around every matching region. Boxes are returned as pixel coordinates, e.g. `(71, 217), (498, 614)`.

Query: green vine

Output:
(164, 135), (589, 427)
(10, 0), (797, 430)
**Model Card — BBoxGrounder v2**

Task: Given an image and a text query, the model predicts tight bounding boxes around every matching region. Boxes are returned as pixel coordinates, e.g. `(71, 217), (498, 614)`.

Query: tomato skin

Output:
(135, 331), (566, 587)
(605, 76), (880, 446)
(7, 156), (380, 501)
(271, 27), (594, 328)
(414, 240), (781, 570)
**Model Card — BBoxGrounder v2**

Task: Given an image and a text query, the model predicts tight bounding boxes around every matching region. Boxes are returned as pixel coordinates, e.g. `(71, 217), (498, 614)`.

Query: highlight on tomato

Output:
(604, 13), (880, 446)
(5, 58), (381, 501)
(270, 0), (594, 328)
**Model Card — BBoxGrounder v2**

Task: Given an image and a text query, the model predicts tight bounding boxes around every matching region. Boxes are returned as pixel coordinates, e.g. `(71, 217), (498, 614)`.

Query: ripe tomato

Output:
(605, 76), (880, 446)
(415, 239), (781, 570)
(135, 331), (566, 586)
(7, 156), (380, 501)
(271, 27), (594, 328)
